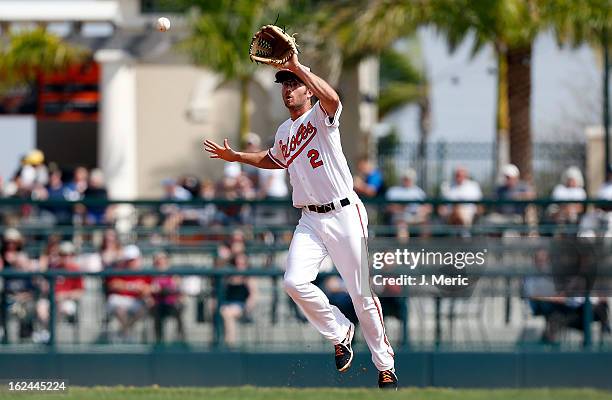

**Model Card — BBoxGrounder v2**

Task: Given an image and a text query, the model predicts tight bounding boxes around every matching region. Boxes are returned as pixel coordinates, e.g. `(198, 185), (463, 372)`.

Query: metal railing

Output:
(1, 267), (610, 350)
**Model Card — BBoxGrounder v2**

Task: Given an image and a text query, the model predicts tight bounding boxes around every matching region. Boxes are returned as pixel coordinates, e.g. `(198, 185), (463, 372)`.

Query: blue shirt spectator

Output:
(354, 158), (384, 197)
(495, 164), (534, 216)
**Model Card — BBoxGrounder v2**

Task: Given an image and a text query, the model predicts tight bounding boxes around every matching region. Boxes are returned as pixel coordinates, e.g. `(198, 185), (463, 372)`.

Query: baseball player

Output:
(203, 53), (397, 389)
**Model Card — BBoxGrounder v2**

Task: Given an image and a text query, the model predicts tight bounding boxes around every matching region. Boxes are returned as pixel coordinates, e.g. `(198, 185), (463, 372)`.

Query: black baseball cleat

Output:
(378, 368), (398, 390)
(334, 323), (354, 372)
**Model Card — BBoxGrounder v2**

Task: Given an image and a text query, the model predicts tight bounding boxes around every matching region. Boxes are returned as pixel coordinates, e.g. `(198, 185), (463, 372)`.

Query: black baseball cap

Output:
(274, 69), (301, 83)
(274, 66), (311, 83)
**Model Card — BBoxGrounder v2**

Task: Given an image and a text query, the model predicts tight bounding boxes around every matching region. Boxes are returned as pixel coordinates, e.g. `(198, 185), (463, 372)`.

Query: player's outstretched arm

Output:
(203, 139), (282, 169)
(280, 54), (340, 117)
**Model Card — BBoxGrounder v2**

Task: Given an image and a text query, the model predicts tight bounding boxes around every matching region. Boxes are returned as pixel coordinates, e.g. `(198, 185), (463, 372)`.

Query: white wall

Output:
(96, 49), (138, 199)
(0, 115), (36, 181)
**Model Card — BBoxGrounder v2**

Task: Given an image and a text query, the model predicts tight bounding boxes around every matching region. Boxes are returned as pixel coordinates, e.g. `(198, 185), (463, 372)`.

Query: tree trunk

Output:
(239, 77), (250, 149)
(417, 94), (431, 190)
(495, 49), (510, 178)
(506, 45), (533, 182)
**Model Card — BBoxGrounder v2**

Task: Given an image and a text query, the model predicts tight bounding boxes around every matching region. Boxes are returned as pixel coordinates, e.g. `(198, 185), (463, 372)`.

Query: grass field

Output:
(2, 387), (612, 400)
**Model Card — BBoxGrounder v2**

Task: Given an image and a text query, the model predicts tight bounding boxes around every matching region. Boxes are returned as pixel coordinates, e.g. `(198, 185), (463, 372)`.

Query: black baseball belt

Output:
(305, 198), (350, 213)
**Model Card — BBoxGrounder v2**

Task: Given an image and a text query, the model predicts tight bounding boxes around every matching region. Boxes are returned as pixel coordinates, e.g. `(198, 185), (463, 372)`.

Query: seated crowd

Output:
(1, 146), (611, 346)
(3, 147), (612, 239)
(0, 225), (257, 346)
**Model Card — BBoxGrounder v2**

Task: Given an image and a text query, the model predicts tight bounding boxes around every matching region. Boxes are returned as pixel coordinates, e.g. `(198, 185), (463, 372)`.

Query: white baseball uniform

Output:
(268, 100), (395, 371)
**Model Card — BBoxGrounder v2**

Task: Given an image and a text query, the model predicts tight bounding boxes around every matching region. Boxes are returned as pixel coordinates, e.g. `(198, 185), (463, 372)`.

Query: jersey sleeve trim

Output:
(267, 148), (287, 169)
(319, 101), (342, 128)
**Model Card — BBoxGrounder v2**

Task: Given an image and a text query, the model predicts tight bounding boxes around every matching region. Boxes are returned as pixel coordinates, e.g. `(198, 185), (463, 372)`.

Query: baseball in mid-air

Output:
(156, 17), (171, 32)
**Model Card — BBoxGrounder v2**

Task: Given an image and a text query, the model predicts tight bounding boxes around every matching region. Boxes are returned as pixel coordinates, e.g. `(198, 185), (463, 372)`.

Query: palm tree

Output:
(543, 0), (611, 46)
(428, 0), (547, 182)
(326, 0), (425, 64)
(320, 0), (426, 166)
(378, 45), (431, 186)
(0, 28), (87, 93)
(542, 0), (612, 174)
(329, 1), (571, 181)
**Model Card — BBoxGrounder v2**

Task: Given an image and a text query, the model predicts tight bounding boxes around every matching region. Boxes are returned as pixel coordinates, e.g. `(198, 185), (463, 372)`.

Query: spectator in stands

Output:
(45, 168), (66, 199)
(597, 172), (612, 235)
(524, 250), (556, 304)
(439, 166), (483, 231)
(494, 164), (535, 216)
(524, 249), (611, 342)
(65, 166), (88, 201)
(549, 166), (586, 224)
(100, 229), (122, 269)
(38, 234), (62, 271)
(218, 164), (242, 201)
(229, 230), (246, 255)
(106, 245), (152, 341)
(0, 228), (42, 341)
(258, 168), (288, 200)
(160, 178), (192, 231)
(179, 175), (201, 199)
(215, 229), (247, 269)
(150, 251), (185, 343)
(243, 132), (262, 185)
(353, 157), (384, 198)
(174, 175), (204, 228)
(200, 179), (216, 200)
(598, 171), (612, 201)
(5, 169), (30, 199)
(162, 178), (191, 201)
(323, 276), (358, 325)
(83, 168), (109, 225)
(523, 249), (567, 343)
(216, 164), (254, 224)
(53, 242), (84, 322)
(17, 150), (48, 194)
(385, 168), (431, 240)
(220, 253), (257, 347)
(195, 179), (218, 226)
(578, 172), (612, 237)
(237, 173), (256, 201)
(1, 228), (26, 267)
(255, 147), (289, 226)
(536, 297), (610, 344)
(484, 164), (536, 233)
(37, 241), (84, 342)
(38, 168), (72, 224)
(16, 155), (35, 192)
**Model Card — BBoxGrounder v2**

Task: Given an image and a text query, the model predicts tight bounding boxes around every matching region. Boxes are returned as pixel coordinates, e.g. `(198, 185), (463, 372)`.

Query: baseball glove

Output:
(249, 25), (298, 66)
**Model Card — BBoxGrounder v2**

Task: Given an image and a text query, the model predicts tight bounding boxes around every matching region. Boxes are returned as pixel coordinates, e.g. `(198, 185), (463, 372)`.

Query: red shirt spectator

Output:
(107, 275), (152, 298)
(52, 242), (84, 294)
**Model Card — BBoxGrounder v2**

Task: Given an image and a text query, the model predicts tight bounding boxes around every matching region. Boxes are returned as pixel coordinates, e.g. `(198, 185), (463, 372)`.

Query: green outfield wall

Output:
(1, 350), (611, 388)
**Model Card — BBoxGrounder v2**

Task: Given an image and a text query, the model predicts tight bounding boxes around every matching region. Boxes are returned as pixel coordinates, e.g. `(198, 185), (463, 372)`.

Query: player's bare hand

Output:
(276, 52), (300, 71)
(203, 139), (239, 162)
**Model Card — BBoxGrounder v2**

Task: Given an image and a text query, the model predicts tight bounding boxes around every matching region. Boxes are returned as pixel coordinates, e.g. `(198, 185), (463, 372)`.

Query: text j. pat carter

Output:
(373, 274), (469, 287)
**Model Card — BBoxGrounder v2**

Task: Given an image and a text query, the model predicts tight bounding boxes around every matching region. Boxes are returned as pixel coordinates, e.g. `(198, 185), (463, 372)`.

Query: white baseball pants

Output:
(283, 198), (395, 371)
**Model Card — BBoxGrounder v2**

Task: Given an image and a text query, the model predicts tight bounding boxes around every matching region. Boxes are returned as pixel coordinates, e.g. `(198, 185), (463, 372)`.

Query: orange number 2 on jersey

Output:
(307, 149), (324, 169)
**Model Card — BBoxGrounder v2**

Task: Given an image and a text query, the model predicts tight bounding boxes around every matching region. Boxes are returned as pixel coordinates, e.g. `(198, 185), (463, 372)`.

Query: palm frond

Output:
(378, 47), (428, 119)
(378, 82), (427, 119)
(0, 28), (88, 90)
